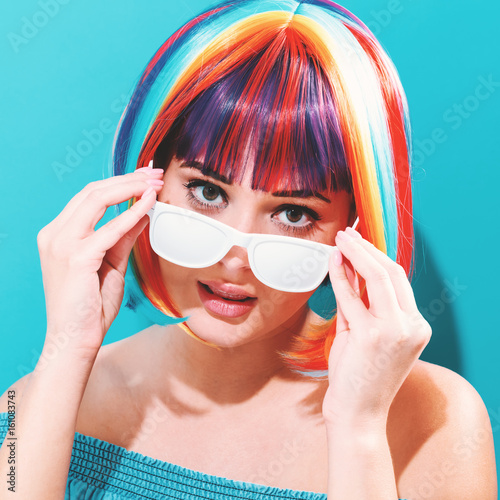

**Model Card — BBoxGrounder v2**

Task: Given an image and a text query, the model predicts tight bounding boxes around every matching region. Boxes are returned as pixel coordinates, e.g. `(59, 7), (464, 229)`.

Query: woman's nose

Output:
(218, 244), (251, 273)
(217, 213), (258, 273)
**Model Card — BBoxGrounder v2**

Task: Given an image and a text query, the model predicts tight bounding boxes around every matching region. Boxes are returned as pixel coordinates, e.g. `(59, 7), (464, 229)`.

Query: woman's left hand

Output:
(322, 227), (432, 428)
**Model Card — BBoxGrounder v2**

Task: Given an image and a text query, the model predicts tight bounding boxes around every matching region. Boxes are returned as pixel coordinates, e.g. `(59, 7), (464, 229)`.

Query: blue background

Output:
(1, 0), (499, 489)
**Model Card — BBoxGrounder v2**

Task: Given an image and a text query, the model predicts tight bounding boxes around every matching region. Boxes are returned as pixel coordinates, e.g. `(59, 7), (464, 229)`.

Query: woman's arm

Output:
(325, 419), (398, 499)
(0, 164), (163, 499)
(0, 349), (98, 499)
(325, 375), (498, 500)
(323, 229), (497, 498)
(323, 227), (430, 499)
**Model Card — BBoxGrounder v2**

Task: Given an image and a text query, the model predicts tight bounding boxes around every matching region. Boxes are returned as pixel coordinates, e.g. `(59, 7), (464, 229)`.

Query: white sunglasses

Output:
(147, 201), (359, 293)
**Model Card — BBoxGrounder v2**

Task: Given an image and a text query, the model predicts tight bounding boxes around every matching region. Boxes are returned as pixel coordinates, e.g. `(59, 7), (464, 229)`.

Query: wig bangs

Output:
(164, 30), (352, 197)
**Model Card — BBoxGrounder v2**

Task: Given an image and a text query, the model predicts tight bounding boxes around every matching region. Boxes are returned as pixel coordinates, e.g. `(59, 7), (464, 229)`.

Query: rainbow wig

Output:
(112, 0), (414, 377)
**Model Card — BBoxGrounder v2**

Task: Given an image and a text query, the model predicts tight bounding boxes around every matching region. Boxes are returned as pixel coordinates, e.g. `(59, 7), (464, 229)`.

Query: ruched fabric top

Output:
(0, 413), (408, 499)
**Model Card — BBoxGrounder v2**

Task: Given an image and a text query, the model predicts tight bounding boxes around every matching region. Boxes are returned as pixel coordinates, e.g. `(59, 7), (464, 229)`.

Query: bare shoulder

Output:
(75, 327), (155, 438)
(388, 359), (497, 500)
(0, 329), (152, 440)
(0, 342), (129, 422)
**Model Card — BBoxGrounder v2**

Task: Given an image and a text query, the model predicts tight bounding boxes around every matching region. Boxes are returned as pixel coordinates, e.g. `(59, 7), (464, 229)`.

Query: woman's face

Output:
(155, 154), (355, 348)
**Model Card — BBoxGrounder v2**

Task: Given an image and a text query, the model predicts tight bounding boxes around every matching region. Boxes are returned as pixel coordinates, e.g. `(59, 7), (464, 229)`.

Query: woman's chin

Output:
(181, 315), (259, 349)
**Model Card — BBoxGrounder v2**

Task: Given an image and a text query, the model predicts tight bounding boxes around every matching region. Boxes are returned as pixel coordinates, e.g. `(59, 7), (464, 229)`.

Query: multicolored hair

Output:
(112, 0), (414, 377)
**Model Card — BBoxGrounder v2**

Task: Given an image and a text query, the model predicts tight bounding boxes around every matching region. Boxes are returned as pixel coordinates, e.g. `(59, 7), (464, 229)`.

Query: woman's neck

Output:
(144, 305), (322, 412)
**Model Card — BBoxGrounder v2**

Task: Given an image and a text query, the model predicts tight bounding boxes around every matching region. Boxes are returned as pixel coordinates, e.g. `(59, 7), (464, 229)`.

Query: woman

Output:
(0, 0), (497, 498)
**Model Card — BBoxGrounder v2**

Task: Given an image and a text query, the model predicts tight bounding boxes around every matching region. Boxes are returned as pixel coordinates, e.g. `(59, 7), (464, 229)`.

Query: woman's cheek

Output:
(157, 260), (202, 310)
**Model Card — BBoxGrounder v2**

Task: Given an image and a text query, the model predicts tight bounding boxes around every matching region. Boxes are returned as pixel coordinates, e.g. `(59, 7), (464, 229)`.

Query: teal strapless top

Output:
(0, 413), (407, 499)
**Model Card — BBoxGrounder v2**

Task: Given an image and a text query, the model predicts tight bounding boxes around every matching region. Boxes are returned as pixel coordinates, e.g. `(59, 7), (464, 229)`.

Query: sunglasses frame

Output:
(147, 201), (359, 293)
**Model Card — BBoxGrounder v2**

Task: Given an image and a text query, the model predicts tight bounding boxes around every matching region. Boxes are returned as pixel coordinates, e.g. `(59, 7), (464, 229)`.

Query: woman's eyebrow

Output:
(179, 160), (231, 184)
(271, 190), (331, 204)
(179, 160), (330, 203)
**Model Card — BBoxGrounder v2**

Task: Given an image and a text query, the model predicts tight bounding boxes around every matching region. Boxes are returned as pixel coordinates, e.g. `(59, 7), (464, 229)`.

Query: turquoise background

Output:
(1, 0), (499, 490)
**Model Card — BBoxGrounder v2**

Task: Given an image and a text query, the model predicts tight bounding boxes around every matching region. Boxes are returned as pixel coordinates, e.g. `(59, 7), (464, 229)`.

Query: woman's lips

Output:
(197, 281), (258, 319)
(199, 280), (256, 300)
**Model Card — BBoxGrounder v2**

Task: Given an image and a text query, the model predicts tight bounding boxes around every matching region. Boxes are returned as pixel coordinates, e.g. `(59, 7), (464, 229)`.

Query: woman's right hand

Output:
(36, 162), (164, 361)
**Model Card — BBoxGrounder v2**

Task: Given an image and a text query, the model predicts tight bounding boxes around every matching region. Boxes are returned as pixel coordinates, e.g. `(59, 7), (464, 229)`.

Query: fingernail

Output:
(336, 230), (352, 241)
(145, 168), (164, 177)
(136, 167), (164, 176)
(345, 227), (362, 239)
(146, 179), (164, 186)
(147, 159), (153, 169)
(332, 248), (343, 266)
(141, 187), (155, 200)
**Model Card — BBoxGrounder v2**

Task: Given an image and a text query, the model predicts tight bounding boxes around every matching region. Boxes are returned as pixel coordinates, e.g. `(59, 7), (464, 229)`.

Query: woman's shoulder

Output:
(397, 358), (484, 404)
(391, 358), (490, 425)
(75, 326), (158, 437)
(390, 358), (493, 446)
(389, 359), (497, 498)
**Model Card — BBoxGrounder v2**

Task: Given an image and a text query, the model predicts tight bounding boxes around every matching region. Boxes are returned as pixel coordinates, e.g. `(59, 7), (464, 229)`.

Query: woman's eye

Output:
(198, 183), (221, 202)
(272, 205), (322, 235)
(183, 180), (227, 209)
(276, 207), (308, 226)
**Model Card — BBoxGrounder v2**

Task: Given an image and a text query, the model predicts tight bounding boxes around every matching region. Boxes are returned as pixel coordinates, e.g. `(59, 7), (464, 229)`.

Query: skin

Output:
(151, 155), (356, 406)
(0, 156), (496, 498)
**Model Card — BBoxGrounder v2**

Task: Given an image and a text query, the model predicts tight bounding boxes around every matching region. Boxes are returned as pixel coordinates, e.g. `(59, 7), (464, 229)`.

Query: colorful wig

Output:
(111, 0), (414, 377)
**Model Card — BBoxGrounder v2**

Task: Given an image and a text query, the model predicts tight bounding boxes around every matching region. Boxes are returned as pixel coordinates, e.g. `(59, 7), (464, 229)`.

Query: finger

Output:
(344, 255), (360, 296)
(328, 249), (371, 324)
(327, 318), (350, 375)
(345, 227), (418, 313)
(60, 175), (163, 239)
(334, 257), (358, 333)
(86, 188), (157, 259)
(100, 213), (151, 277)
(335, 298), (348, 335)
(50, 165), (164, 230)
(335, 231), (400, 317)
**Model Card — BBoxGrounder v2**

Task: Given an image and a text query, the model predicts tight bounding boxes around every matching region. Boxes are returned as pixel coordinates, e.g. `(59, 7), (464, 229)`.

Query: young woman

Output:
(0, 0), (497, 498)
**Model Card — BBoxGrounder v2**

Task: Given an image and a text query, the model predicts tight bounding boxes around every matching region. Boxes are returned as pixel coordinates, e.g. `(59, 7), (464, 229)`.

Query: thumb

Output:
(343, 255), (360, 296)
(328, 304), (350, 374)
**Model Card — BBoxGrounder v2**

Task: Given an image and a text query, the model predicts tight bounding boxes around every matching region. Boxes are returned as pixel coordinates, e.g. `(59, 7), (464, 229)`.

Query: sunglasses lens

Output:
(253, 241), (330, 292)
(149, 203), (333, 292)
(151, 211), (227, 267)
